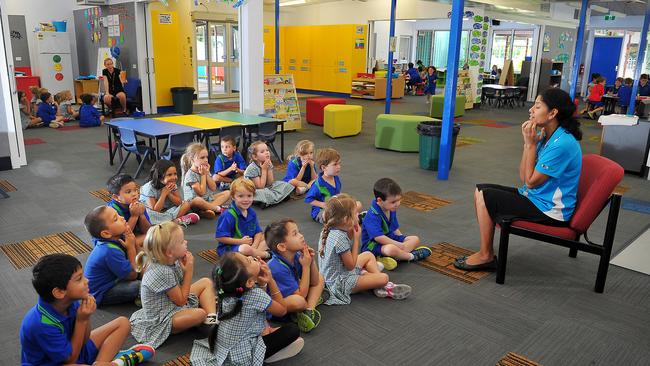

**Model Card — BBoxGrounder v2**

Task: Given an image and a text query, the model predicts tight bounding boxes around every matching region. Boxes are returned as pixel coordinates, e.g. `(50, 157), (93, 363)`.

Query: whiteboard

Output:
(96, 47), (115, 78)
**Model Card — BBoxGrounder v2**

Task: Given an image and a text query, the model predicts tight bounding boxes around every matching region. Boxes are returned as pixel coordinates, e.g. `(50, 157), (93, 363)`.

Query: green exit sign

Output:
(605, 15), (616, 20)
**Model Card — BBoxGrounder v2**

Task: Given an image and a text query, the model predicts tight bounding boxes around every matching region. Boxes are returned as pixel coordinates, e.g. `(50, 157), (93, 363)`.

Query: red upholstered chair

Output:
(306, 97), (346, 126)
(496, 154), (624, 293)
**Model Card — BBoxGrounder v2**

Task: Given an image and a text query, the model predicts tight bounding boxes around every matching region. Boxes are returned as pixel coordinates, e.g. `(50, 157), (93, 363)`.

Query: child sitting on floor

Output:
(20, 254), (154, 366)
(55, 90), (79, 121)
(212, 135), (247, 191)
(305, 148), (361, 223)
(29, 86), (45, 114)
(318, 194), (411, 305)
(130, 222), (218, 349)
(361, 178), (432, 271)
(216, 177), (271, 259)
(266, 218), (326, 333)
(84, 206), (141, 306)
(107, 173), (151, 249)
(18, 91), (42, 129)
(190, 252), (304, 365)
(283, 140), (317, 195)
(36, 92), (64, 128)
(244, 141), (294, 207)
(182, 142), (231, 218)
(140, 159), (200, 226)
(79, 94), (104, 127)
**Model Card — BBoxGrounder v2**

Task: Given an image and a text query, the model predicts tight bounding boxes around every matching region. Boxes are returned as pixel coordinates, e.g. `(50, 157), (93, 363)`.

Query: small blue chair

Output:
(116, 127), (155, 178)
(208, 125), (244, 157)
(248, 121), (282, 163)
(161, 132), (196, 161)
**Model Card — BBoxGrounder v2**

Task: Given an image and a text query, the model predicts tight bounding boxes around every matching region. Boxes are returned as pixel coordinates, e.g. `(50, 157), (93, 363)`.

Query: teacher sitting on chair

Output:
(454, 88), (583, 271)
(102, 58), (127, 115)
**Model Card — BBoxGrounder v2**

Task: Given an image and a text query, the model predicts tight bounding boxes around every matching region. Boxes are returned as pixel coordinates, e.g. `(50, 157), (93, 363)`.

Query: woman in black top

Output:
(102, 58), (127, 115)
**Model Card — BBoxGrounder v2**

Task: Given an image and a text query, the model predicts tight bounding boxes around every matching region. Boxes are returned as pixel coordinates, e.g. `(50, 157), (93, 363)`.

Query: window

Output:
(432, 30), (469, 69)
(489, 30), (533, 74)
(416, 30), (433, 66)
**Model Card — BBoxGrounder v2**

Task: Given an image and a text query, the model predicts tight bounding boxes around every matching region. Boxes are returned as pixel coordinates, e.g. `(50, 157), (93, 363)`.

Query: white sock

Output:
(408, 253), (415, 261)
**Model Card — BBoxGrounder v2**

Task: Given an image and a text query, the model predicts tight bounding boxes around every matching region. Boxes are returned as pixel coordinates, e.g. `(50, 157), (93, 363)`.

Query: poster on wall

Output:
(543, 32), (550, 52)
(263, 74), (301, 131)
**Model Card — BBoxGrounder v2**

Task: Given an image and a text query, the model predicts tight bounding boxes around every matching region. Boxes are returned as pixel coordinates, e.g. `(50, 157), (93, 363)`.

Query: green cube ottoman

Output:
(375, 114), (439, 152)
(430, 95), (466, 119)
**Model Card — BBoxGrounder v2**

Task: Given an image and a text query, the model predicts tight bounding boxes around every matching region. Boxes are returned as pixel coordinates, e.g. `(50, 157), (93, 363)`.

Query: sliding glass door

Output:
(195, 20), (239, 99)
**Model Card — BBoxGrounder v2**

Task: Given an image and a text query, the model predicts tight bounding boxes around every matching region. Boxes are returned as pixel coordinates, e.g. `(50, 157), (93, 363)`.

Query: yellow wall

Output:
(264, 24), (367, 94)
(150, 2), (194, 107)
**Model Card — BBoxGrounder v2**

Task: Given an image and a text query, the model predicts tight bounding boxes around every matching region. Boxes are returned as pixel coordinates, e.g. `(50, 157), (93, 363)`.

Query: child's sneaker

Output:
(113, 344), (155, 365)
(316, 287), (330, 306)
(177, 212), (200, 227)
(410, 246), (432, 261)
(219, 182), (231, 191)
(296, 309), (320, 333)
(48, 122), (60, 128)
(373, 282), (412, 300)
(376, 256), (397, 271)
(264, 337), (304, 363)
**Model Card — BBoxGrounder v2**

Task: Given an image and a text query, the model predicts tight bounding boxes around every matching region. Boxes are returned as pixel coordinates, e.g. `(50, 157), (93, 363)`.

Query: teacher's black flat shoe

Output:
(453, 256), (498, 272)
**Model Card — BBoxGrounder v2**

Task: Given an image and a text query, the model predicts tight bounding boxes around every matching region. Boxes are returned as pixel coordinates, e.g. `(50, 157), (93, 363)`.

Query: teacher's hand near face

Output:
(521, 120), (540, 146)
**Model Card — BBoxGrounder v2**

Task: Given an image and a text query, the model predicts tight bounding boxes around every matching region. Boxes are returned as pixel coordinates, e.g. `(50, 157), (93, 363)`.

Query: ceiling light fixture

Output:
(279, 0), (306, 6)
(609, 10), (626, 18)
(589, 5), (609, 13)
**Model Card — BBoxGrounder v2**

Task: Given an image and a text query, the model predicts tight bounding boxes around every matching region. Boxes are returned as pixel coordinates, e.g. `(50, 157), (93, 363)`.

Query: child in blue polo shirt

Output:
(266, 218), (326, 333)
(212, 135), (246, 190)
(283, 140), (317, 195)
(215, 177), (271, 259)
(83, 205), (141, 306)
(638, 74), (650, 97)
(616, 78), (634, 113)
(361, 178), (432, 271)
(107, 173), (151, 249)
(20, 254), (154, 366)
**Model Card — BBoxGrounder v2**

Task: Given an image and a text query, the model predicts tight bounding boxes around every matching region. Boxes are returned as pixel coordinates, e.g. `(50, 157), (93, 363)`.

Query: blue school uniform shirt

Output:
(36, 103), (57, 123)
(361, 200), (403, 253)
(638, 82), (650, 97)
(617, 85), (632, 107)
(518, 126), (582, 222)
(407, 67), (421, 83)
(20, 298), (99, 366)
(268, 252), (303, 298)
(213, 152), (246, 180)
(283, 158), (313, 184)
(79, 104), (101, 127)
(215, 204), (262, 256)
(106, 199), (151, 233)
(304, 173), (341, 220)
(84, 238), (133, 304)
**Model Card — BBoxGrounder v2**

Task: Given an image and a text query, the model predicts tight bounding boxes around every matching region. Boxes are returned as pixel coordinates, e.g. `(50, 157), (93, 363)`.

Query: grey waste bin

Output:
(170, 87), (195, 115)
(417, 121), (461, 171)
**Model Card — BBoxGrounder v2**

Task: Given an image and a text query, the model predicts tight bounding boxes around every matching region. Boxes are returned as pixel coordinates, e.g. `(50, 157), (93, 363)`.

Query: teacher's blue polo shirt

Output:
(20, 298), (99, 366)
(84, 238), (134, 304)
(268, 252), (303, 298)
(304, 173), (341, 220)
(283, 158), (313, 184)
(215, 204), (262, 256)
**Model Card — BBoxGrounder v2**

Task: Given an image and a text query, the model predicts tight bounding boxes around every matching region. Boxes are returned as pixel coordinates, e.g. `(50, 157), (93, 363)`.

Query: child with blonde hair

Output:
(190, 252), (304, 365)
(244, 141), (294, 207)
(181, 142), (231, 218)
(216, 178), (270, 259)
(55, 90), (79, 121)
(28, 86), (44, 114)
(283, 140), (317, 195)
(318, 194), (411, 305)
(130, 222), (218, 348)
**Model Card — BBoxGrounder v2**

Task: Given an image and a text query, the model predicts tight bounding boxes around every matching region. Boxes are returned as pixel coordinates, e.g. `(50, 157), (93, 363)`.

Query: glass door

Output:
(195, 21), (239, 99)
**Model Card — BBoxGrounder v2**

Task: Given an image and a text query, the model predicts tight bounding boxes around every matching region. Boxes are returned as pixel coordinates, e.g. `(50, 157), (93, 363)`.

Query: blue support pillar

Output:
(385, 0), (397, 114)
(437, 0), (464, 180)
(275, 0), (280, 74)
(628, 2), (650, 115)
(569, 0), (588, 101)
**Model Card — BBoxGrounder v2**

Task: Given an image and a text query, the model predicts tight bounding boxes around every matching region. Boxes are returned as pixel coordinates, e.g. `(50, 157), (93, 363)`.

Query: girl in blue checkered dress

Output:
(318, 194), (412, 305)
(129, 222), (218, 348)
(191, 252), (304, 365)
(244, 141), (295, 207)
(181, 143), (231, 219)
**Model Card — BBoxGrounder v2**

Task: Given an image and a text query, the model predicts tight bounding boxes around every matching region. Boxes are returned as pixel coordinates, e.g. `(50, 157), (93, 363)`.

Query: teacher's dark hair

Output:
(540, 88), (582, 141)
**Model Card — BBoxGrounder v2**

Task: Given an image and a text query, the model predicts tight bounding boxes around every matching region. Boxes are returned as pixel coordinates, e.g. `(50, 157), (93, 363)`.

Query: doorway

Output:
(590, 37), (623, 85)
(195, 20), (239, 100)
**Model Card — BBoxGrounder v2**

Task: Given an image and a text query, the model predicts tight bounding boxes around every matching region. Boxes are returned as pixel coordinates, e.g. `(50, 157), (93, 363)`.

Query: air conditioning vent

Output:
(574, 9), (580, 20)
(77, 0), (109, 5)
(540, 3), (551, 13)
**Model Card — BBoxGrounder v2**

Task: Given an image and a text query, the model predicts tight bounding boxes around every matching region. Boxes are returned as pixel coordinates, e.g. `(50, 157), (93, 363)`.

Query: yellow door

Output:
(151, 10), (182, 107)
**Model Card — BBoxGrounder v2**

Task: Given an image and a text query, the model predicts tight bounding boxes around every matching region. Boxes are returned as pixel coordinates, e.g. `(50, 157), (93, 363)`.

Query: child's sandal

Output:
(204, 313), (219, 325)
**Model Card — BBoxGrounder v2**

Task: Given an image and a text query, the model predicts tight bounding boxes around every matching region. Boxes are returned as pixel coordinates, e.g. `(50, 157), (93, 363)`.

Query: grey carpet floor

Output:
(1, 95), (649, 365)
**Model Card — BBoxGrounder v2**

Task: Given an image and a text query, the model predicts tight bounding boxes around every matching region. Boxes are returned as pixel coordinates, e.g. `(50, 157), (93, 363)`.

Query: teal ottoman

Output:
(375, 114), (439, 152)
(430, 95), (466, 119)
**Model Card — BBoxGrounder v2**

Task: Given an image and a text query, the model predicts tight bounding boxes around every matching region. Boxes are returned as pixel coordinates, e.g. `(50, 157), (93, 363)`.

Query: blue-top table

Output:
(105, 118), (200, 165)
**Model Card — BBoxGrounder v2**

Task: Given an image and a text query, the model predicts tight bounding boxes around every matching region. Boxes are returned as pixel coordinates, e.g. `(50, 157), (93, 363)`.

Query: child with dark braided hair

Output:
(190, 252), (304, 365)
(317, 194), (412, 305)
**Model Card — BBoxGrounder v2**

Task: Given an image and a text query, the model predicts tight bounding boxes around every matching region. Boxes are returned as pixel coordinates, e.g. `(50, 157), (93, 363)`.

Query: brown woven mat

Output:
(198, 249), (219, 264)
(163, 353), (191, 366)
(462, 118), (497, 125)
(415, 242), (490, 284)
(613, 185), (629, 195)
(456, 136), (485, 148)
(402, 191), (452, 212)
(496, 352), (542, 366)
(0, 180), (16, 192)
(1, 232), (92, 270)
(90, 189), (112, 202)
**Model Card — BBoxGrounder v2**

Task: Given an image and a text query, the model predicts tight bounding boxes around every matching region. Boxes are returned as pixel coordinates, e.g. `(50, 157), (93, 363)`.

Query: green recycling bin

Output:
(417, 121), (461, 171)
(170, 87), (195, 115)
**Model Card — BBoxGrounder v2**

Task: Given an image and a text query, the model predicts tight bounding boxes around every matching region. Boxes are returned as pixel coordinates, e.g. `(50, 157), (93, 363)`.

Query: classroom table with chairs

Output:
(481, 84), (527, 108)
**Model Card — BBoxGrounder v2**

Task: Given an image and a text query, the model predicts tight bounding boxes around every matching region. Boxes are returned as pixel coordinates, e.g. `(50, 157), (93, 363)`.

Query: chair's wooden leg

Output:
(569, 248), (578, 258)
(496, 224), (510, 285)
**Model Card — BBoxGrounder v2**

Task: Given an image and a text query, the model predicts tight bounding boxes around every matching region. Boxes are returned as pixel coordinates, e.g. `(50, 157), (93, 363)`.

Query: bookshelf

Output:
(351, 75), (405, 99)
